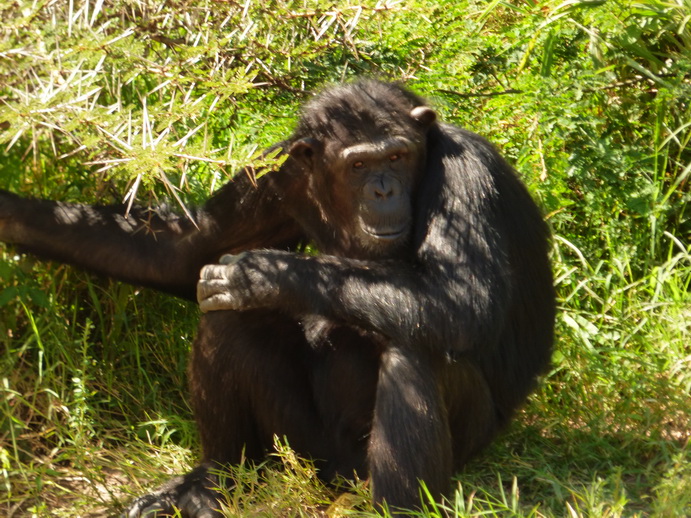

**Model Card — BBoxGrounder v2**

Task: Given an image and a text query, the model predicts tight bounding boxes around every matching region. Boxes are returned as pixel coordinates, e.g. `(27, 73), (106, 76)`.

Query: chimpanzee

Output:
(0, 80), (555, 517)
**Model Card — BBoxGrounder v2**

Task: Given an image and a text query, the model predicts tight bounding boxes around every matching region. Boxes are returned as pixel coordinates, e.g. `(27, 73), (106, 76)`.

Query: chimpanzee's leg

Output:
(444, 358), (499, 471)
(367, 347), (498, 515)
(190, 310), (335, 464)
(367, 347), (452, 512)
(125, 310), (334, 518)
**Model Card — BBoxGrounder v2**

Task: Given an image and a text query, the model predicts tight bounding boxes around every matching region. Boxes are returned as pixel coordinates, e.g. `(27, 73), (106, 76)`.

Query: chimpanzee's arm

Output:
(196, 244), (510, 354)
(0, 171), (303, 299)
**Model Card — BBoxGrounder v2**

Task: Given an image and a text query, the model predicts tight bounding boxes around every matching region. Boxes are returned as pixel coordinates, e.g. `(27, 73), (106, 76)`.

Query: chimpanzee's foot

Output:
(123, 465), (224, 518)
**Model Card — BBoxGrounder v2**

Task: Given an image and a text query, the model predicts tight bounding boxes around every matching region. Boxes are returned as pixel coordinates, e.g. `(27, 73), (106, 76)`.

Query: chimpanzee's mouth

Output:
(363, 225), (408, 241)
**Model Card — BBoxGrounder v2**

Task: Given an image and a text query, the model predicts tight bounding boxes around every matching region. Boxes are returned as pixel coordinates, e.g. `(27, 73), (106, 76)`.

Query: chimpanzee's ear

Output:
(289, 137), (322, 166)
(410, 106), (437, 128)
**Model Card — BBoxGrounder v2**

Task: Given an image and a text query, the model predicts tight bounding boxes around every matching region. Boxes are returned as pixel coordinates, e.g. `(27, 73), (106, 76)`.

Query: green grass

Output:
(1, 0), (689, 516)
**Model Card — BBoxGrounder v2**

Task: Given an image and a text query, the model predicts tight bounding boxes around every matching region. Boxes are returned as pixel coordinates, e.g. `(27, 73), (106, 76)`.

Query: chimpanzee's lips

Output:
(363, 224), (408, 241)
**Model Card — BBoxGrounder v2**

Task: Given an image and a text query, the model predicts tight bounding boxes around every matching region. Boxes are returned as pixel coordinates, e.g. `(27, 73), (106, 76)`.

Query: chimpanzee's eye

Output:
(389, 154), (400, 161)
(353, 161), (365, 169)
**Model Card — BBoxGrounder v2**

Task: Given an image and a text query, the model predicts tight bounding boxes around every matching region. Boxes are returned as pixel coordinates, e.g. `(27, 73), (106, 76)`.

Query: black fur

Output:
(0, 80), (555, 516)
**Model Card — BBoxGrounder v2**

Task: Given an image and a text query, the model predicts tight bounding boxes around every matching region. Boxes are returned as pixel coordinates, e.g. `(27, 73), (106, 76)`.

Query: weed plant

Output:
(0, 0), (689, 516)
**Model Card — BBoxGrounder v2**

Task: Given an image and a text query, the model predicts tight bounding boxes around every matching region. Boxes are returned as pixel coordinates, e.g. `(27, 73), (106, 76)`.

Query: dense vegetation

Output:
(1, 0), (688, 516)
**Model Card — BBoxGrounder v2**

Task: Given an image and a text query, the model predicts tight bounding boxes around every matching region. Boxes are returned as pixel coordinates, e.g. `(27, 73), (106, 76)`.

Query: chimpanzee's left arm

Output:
(197, 239), (506, 353)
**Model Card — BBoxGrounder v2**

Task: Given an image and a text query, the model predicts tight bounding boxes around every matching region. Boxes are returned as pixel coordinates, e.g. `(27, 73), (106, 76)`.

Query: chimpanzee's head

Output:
(288, 80), (437, 258)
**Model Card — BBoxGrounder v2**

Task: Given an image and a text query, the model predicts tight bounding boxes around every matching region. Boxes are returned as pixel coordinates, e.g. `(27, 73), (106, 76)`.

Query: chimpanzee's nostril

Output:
(374, 187), (393, 199)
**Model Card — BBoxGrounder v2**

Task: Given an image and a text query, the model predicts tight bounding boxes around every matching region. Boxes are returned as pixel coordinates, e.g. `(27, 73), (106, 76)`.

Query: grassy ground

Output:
(1, 0), (689, 516)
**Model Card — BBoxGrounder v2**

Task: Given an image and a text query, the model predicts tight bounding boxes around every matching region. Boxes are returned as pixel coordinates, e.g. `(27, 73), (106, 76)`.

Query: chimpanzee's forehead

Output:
(296, 81), (426, 143)
(300, 102), (420, 144)
(321, 105), (413, 139)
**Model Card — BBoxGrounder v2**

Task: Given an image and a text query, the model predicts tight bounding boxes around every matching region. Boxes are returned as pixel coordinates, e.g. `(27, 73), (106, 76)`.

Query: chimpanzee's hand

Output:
(197, 251), (287, 313)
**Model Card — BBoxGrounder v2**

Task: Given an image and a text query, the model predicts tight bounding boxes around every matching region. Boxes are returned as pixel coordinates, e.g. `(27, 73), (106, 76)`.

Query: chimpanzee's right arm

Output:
(0, 170), (304, 300)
